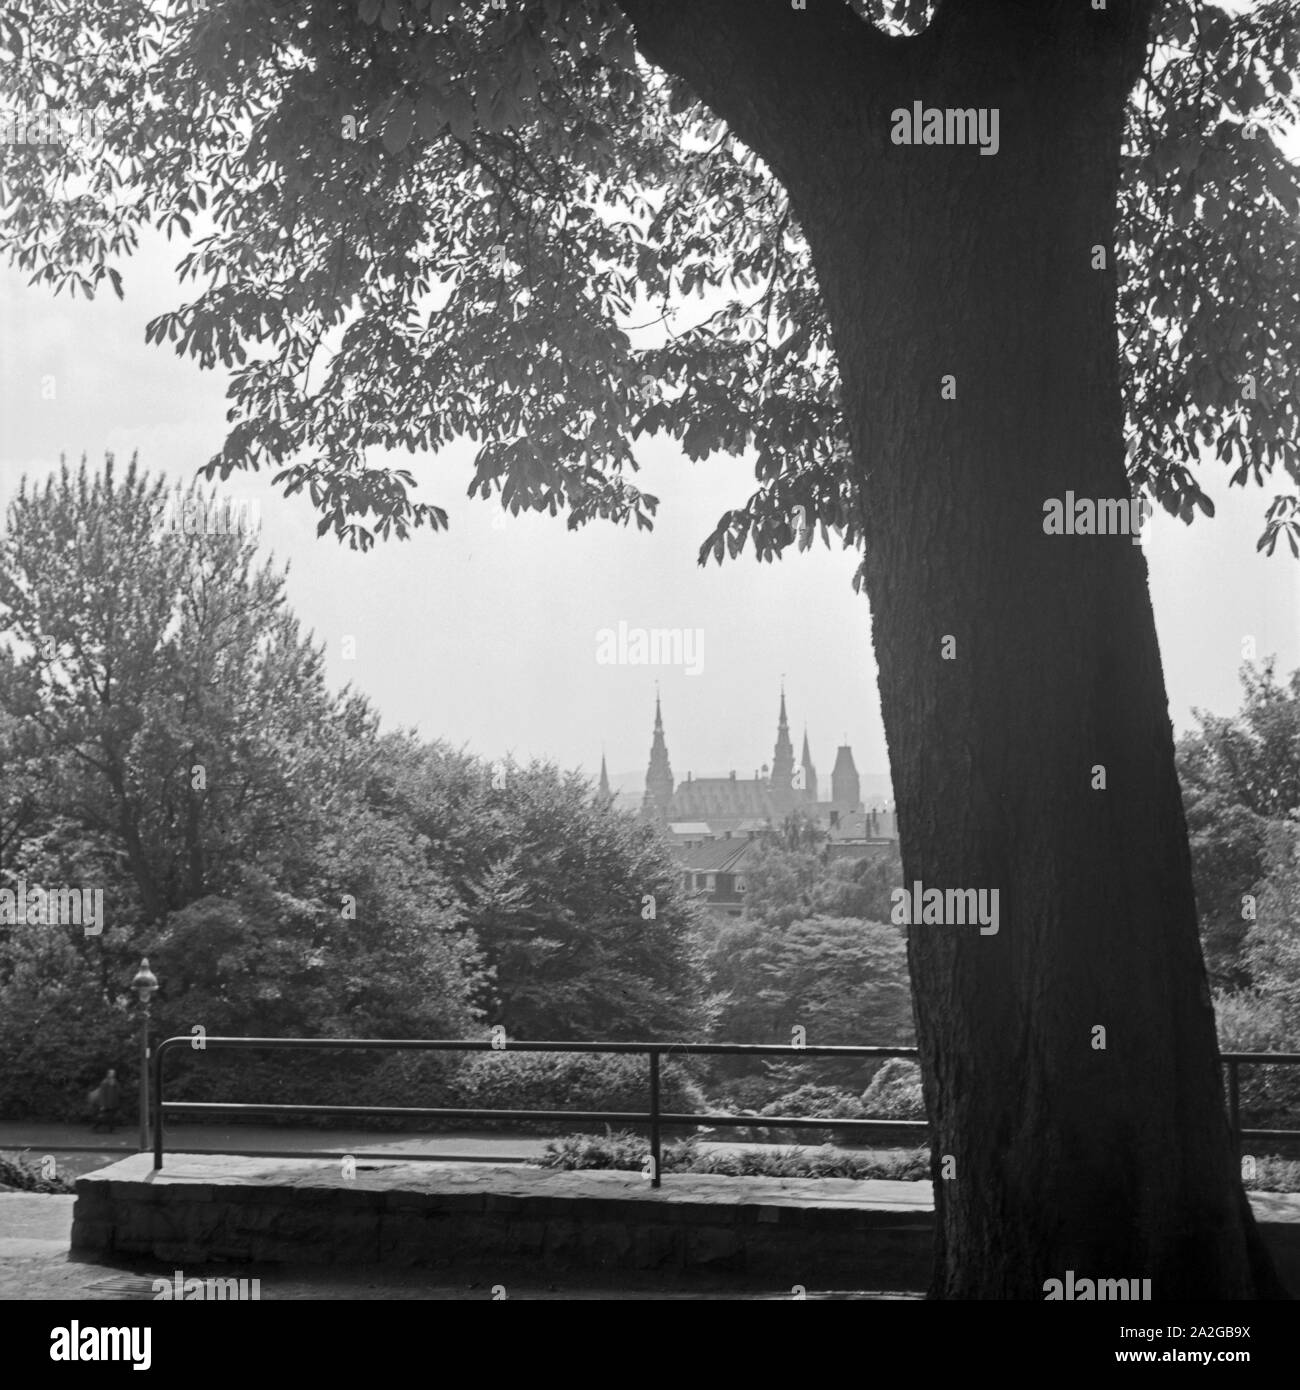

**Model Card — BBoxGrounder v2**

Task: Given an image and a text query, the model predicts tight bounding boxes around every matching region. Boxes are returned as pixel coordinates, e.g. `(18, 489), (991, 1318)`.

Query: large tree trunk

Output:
(621, 0), (1288, 1298)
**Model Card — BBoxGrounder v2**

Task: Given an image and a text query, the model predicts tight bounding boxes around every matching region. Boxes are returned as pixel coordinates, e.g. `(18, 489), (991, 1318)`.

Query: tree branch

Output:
(614, 0), (898, 192)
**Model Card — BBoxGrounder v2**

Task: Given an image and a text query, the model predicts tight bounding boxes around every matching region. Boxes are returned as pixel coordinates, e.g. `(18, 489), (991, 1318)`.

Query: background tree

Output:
(701, 912), (913, 1086)
(740, 836), (906, 927)
(739, 841), (824, 929)
(0, 695), (38, 867)
(4, 0), (1297, 1296)
(815, 843), (905, 923)
(1206, 821), (1300, 1134)
(755, 810), (828, 854)
(1246, 822), (1300, 1032)
(1177, 661), (1300, 987)
(0, 456), (377, 924)
(707, 837), (913, 1094)
(373, 738), (709, 1039)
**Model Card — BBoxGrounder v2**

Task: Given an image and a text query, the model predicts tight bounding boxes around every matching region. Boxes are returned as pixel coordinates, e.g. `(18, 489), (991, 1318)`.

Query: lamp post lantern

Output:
(131, 958), (158, 1153)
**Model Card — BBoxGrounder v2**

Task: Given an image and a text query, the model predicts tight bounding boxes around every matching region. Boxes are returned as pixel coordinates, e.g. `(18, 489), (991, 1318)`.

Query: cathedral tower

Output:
(831, 744), (862, 813)
(769, 686), (796, 813)
(640, 692), (675, 824)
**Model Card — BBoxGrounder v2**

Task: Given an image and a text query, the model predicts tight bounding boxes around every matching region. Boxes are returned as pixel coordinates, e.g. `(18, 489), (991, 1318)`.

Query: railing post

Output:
(1227, 1058), (1241, 1151)
(649, 1048), (662, 1189)
(152, 1039), (165, 1171)
(138, 999), (151, 1154)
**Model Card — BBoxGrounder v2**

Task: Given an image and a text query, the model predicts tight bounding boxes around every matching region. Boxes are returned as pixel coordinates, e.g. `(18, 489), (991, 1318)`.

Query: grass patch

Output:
(1244, 1155), (1300, 1193)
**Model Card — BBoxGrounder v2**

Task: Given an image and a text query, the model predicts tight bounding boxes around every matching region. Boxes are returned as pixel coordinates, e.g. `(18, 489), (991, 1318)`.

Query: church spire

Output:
(598, 751), (611, 801)
(770, 681), (796, 811)
(800, 726), (818, 803)
(641, 686), (674, 825)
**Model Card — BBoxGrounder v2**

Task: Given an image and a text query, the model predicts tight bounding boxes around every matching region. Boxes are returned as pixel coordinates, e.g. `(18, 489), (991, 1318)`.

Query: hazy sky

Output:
(2, 228), (1297, 795)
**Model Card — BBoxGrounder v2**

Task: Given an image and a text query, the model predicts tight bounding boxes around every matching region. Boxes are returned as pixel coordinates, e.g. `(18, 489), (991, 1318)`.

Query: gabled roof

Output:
(673, 839), (761, 874)
(671, 775), (780, 819)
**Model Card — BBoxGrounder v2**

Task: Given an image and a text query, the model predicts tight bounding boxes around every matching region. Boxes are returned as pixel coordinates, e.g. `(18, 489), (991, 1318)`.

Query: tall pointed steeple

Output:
(598, 752), (611, 802)
(640, 688), (675, 824)
(800, 727), (818, 803)
(769, 681), (796, 810)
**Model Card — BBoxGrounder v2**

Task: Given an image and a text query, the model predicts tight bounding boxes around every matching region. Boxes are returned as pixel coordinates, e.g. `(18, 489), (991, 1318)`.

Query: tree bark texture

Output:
(619, 0), (1288, 1299)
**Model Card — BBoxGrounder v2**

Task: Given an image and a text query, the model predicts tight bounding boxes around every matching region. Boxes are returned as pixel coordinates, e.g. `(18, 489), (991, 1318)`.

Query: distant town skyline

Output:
(3, 229), (1298, 794)
(598, 685), (896, 811)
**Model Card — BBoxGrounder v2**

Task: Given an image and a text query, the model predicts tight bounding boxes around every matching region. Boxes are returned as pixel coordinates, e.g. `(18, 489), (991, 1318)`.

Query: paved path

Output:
(1, 1123), (555, 1181)
(0, 1120), (923, 1182)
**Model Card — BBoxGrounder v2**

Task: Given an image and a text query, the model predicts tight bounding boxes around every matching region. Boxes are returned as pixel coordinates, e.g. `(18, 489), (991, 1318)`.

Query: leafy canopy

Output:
(1, 0), (1297, 559)
(0, 454), (379, 920)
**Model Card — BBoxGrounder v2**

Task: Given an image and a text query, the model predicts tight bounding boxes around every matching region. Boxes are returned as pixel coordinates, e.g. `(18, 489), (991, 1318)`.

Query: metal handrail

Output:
(149, 1038), (1300, 1185)
(150, 1037), (923, 1183)
(1222, 1052), (1300, 1149)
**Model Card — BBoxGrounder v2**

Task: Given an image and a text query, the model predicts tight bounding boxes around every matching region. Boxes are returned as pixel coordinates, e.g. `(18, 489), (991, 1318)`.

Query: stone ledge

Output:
(68, 1154), (1300, 1289)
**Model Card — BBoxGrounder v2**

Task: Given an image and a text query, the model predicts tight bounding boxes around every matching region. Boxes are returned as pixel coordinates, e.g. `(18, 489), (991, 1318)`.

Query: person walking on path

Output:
(88, 1069), (121, 1133)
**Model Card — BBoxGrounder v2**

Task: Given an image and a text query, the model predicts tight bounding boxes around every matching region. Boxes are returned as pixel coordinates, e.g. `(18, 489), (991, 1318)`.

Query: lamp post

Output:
(131, 958), (158, 1153)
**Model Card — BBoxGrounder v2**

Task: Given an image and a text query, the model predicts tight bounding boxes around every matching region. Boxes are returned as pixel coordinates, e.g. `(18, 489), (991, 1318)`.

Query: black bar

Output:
(159, 1102), (677, 1124)
(139, 1148), (535, 1164)
(649, 1049), (661, 1188)
(154, 1100), (928, 1130)
(149, 1035), (921, 1057)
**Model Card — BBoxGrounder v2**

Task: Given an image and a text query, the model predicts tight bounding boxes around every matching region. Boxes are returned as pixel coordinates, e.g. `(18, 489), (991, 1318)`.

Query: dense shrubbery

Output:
(542, 1126), (1300, 1189)
(537, 1131), (652, 1172)
(539, 1130), (931, 1181)
(1246, 1157), (1300, 1193)
(0, 1151), (76, 1193)
(685, 1143), (929, 1181)
(155, 1049), (706, 1133)
(756, 1083), (866, 1120)
(0, 926), (138, 1121)
(448, 1051), (705, 1118)
(861, 1058), (927, 1120)
(707, 1083), (862, 1144)
(1213, 987), (1300, 1131)
(701, 1063), (926, 1142)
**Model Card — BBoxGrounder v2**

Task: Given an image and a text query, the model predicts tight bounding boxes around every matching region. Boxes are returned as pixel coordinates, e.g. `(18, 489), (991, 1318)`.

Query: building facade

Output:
(611, 690), (899, 915)
(638, 689), (884, 838)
